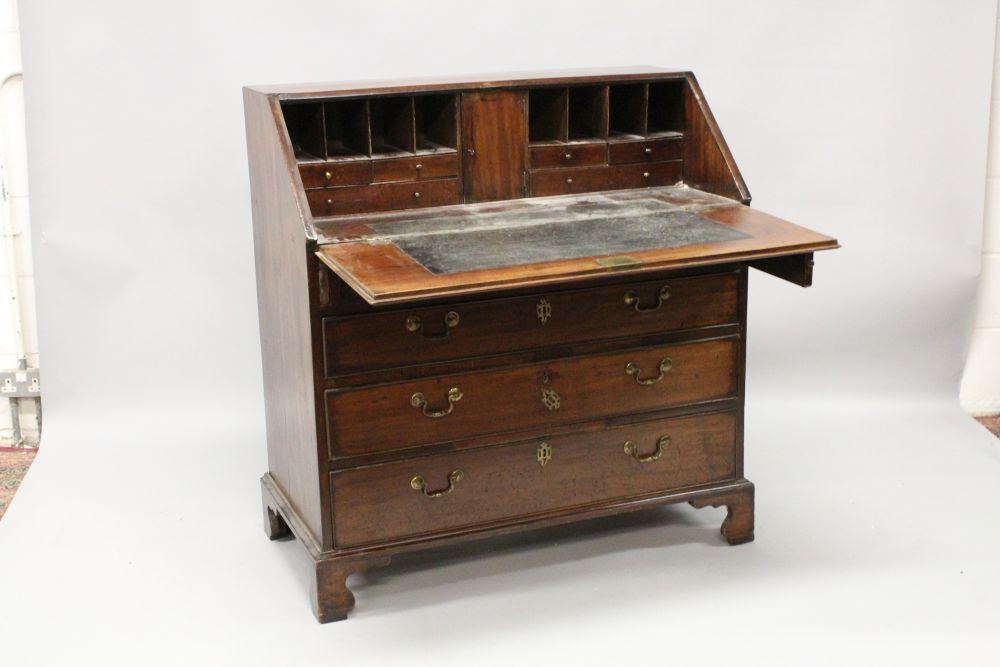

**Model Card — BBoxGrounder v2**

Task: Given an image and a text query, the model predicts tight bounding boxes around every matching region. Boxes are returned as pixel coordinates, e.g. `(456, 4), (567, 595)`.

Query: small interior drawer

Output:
(307, 178), (461, 216)
(529, 165), (609, 197)
(326, 337), (738, 457)
(608, 137), (684, 164)
(299, 161), (372, 189)
(610, 160), (683, 189)
(529, 142), (607, 169)
(330, 410), (738, 547)
(372, 153), (460, 183)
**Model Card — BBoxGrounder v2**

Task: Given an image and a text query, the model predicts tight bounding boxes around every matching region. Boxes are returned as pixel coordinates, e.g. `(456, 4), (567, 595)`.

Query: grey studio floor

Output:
(0, 397), (997, 666)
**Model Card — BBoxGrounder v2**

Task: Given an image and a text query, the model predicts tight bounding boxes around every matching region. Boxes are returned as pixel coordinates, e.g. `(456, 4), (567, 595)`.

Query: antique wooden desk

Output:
(244, 68), (838, 622)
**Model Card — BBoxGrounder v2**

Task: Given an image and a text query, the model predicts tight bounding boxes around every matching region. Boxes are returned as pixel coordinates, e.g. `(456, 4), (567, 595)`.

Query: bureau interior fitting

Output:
(244, 67), (839, 623)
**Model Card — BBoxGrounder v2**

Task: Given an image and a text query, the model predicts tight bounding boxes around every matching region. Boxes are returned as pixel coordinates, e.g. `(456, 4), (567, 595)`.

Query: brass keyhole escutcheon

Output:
(540, 369), (561, 410)
(541, 387), (561, 411)
(536, 298), (552, 325)
(537, 442), (552, 467)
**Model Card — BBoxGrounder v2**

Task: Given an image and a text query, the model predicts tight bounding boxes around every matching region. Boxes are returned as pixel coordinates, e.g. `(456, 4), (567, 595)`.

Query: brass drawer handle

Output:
(410, 387), (463, 418)
(624, 285), (671, 312)
(411, 469), (464, 498)
(406, 311), (460, 339)
(625, 358), (673, 385)
(624, 435), (670, 462)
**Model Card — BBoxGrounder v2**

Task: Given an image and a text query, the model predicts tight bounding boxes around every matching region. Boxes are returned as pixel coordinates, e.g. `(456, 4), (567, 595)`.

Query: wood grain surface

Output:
(461, 90), (528, 202)
(326, 337), (738, 457)
(315, 190), (837, 304)
(332, 410), (738, 547)
(323, 271), (738, 376)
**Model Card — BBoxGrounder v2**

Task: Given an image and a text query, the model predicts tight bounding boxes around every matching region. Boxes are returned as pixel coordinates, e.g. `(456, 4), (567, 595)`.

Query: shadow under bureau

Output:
(243, 67), (839, 622)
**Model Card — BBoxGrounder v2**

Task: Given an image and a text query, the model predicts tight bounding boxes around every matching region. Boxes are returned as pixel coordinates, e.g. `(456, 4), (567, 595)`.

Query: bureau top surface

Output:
(248, 66), (683, 98)
(314, 186), (839, 305)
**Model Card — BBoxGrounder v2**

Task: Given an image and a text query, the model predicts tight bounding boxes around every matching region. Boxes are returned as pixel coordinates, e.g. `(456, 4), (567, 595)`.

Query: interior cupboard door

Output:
(461, 91), (528, 203)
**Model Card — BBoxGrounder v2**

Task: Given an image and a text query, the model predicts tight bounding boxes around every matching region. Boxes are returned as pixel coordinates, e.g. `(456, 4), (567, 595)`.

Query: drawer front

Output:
(530, 142), (607, 169)
(299, 161), (372, 189)
(610, 160), (682, 189)
(327, 337), (738, 457)
(325, 272), (739, 376)
(608, 137), (684, 165)
(331, 410), (738, 547)
(529, 166), (609, 197)
(372, 153), (459, 183)
(306, 178), (461, 216)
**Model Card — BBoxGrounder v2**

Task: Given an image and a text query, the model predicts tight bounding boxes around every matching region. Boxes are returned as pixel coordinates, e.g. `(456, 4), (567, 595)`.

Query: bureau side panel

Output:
(245, 89), (325, 546)
(682, 73), (751, 204)
(736, 265), (748, 478)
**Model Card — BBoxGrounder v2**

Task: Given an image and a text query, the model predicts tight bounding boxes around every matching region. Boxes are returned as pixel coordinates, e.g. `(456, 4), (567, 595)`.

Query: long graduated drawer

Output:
(323, 271), (739, 376)
(331, 410), (738, 547)
(326, 337), (738, 458)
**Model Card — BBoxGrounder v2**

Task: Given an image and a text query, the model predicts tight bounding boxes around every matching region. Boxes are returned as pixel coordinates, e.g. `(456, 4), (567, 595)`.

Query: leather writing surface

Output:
(391, 205), (749, 274)
(313, 186), (838, 305)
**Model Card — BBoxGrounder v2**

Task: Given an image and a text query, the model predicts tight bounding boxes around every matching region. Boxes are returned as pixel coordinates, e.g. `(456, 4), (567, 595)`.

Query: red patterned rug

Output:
(0, 449), (36, 520)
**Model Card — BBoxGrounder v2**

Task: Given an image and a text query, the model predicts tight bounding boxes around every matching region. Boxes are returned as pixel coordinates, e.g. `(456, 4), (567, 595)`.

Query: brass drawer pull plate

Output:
(625, 358), (673, 385)
(624, 285), (671, 312)
(410, 387), (463, 418)
(406, 311), (460, 339)
(624, 435), (670, 463)
(411, 469), (464, 498)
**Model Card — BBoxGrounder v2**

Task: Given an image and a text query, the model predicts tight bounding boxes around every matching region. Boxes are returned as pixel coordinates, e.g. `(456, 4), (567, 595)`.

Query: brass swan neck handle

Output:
(625, 358), (673, 385)
(411, 469), (464, 498)
(410, 387), (463, 418)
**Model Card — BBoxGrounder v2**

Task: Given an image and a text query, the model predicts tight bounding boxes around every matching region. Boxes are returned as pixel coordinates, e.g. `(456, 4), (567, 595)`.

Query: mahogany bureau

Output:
(243, 67), (838, 622)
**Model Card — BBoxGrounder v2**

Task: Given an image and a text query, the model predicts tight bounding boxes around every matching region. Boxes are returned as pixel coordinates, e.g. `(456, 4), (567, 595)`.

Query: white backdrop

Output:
(2, 1), (999, 665)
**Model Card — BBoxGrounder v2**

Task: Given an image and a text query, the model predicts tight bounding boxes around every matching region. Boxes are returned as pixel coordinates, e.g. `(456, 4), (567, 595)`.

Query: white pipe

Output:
(0, 71), (25, 444)
(1, 75), (24, 364)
